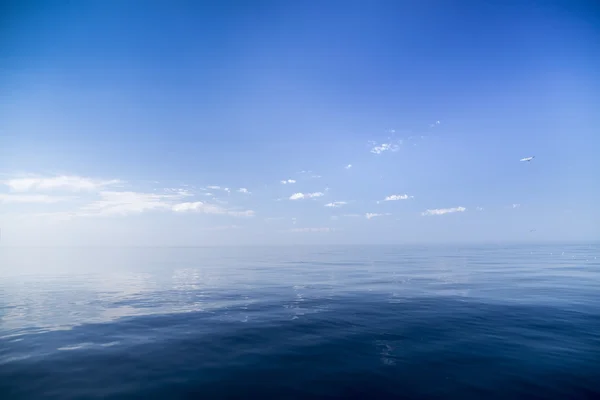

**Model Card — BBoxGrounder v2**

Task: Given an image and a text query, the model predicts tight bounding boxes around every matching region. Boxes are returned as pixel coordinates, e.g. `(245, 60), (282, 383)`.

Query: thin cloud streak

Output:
(0, 194), (71, 203)
(325, 201), (347, 208)
(289, 192), (324, 200)
(421, 206), (466, 216)
(384, 194), (411, 201)
(2, 175), (120, 192)
(365, 212), (391, 219)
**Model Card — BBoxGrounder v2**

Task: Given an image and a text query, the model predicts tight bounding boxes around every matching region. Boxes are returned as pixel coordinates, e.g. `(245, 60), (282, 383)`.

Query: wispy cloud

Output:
(297, 172), (321, 179)
(280, 179), (296, 184)
(80, 191), (186, 216)
(290, 227), (333, 233)
(206, 185), (221, 190)
(429, 120), (441, 128)
(365, 212), (390, 219)
(325, 201), (347, 208)
(345, 164), (352, 169)
(421, 206), (466, 216)
(289, 192), (324, 200)
(172, 201), (255, 217)
(384, 194), (412, 201)
(512, 203), (521, 209)
(238, 188), (250, 194)
(370, 142), (401, 154)
(0, 193), (70, 203)
(342, 213), (362, 218)
(476, 206), (484, 211)
(2, 175), (120, 192)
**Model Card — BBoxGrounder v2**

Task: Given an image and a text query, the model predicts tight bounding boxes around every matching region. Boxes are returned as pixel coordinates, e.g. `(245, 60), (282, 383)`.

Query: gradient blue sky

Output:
(1, 0), (599, 246)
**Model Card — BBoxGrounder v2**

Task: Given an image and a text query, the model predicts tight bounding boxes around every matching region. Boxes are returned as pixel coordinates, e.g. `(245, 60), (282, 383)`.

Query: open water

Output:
(1, 244), (599, 399)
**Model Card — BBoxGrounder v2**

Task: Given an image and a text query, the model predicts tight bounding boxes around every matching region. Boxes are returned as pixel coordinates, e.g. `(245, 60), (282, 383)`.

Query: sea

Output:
(1, 244), (599, 399)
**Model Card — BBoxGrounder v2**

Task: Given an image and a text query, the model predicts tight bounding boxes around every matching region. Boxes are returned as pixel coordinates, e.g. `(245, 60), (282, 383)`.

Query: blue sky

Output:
(1, 0), (599, 246)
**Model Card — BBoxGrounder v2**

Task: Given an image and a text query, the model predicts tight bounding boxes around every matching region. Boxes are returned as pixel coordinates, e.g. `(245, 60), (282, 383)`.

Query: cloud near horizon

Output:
(325, 201), (347, 208)
(384, 194), (411, 201)
(421, 207), (466, 216)
(1, 175), (120, 192)
(289, 192), (324, 200)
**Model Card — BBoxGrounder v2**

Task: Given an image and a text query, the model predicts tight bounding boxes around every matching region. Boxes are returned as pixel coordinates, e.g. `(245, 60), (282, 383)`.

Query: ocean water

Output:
(1, 244), (599, 399)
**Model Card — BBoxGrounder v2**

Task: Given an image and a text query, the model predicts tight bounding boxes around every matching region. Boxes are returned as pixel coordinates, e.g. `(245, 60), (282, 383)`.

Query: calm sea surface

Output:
(1, 244), (599, 399)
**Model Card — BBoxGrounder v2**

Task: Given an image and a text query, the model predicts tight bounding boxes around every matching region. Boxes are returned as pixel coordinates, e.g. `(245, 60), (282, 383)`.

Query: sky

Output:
(0, 0), (599, 246)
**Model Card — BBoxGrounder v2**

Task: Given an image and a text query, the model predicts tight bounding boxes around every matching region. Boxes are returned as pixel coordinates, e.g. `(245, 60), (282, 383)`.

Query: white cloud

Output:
(199, 225), (241, 231)
(370, 142), (400, 154)
(80, 191), (184, 216)
(238, 188), (250, 194)
(384, 194), (411, 201)
(512, 204), (521, 209)
(228, 209), (255, 217)
(290, 227), (333, 233)
(280, 179), (296, 184)
(172, 201), (255, 217)
(476, 206), (484, 211)
(206, 186), (221, 190)
(0, 194), (70, 203)
(421, 206), (466, 216)
(2, 175), (120, 192)
(429, 120), (441, 128)
(289, 192), (324, 200)
(172, 201), (223, 213)
(365, 212), (390, 219)
(325, 201), (347, 208)
(345, 164), (352, 169)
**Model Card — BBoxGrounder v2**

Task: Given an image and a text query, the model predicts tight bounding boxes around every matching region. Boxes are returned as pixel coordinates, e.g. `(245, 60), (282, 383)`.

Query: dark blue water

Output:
(1, 245), (599, 399)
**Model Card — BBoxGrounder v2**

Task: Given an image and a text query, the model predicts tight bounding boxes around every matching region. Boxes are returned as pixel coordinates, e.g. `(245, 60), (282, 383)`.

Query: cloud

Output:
(345, 164), (352, 169)
(421, 206), (466, 216)
(342, 213), (362, 218)
(370, 142), (400, 154)
(280, 179), (296, 184)
(289, 192), (324, 200)
(290, 227), (333, 233)
(365, 212), (390, 219)
(429, 120), (441, 128)
(172, 201), (255, 217)
(238, 188), (250, 194)
(384, 194), (411, 201)
(206, 186), (221, 190)
(476, 206), (484, 211)
(199, 225), (241, 231)
(80, 191), (185, 216)
(228, 209), (255, 217)
(0, 194), (70, 203)
(512, 204), (521, 209)
(2, 175), (120, 192)
(325, 201), (347, 208)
